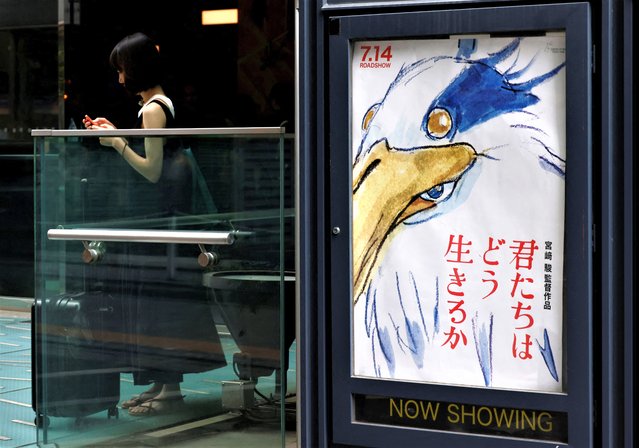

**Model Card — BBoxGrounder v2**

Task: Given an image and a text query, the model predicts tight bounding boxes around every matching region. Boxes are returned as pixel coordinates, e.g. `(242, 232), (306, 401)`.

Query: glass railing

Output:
(0, 143), (35, 300)
(32, 127), (295, 447)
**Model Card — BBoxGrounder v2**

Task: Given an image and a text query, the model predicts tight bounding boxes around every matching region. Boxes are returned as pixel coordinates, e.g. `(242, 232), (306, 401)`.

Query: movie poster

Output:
(351, 35), (566, 392)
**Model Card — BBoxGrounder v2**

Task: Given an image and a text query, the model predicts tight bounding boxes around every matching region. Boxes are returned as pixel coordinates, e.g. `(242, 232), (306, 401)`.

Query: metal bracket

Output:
(81, 241), (105, 264)
(197, 244), (219, 268)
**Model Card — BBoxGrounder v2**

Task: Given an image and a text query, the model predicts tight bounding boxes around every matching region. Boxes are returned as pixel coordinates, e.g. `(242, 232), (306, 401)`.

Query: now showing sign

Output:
(354, 394), (568, 443)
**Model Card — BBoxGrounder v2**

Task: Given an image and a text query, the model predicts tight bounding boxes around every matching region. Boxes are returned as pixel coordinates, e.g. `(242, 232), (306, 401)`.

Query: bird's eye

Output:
(425, 108), (452, 139)
(420, 181), (456, 203)
(362, 103), (380, 131)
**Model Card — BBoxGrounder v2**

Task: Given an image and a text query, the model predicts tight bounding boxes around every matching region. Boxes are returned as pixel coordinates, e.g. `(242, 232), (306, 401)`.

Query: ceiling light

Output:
(202, 9), (238, 26)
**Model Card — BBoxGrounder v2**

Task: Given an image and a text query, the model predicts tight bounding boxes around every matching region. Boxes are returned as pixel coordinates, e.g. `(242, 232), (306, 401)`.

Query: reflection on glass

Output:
(34, 129), (295, 447)
(0, 29), (58, 139)
(1, 27), (58, 299)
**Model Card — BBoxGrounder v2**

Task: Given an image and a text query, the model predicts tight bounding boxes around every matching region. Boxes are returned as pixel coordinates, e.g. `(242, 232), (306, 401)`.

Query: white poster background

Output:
(351, 35), (566, 392)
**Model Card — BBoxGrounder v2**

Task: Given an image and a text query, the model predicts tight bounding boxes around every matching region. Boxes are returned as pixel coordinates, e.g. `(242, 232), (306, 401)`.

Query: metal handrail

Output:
(31, 127), (284, 137)
(47, 228), (235, 245)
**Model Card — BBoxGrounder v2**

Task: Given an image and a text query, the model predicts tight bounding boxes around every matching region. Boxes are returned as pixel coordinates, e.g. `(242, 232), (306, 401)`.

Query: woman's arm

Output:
(87, 103), (167, 183)
(96, 103), (166, 183)
(120, 102), (166, 183)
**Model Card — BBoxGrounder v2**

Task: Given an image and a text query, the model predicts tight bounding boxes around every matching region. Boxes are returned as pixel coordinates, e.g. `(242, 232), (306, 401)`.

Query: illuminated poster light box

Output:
(328, 4), (591, 446)
(351, 34), (567, 393)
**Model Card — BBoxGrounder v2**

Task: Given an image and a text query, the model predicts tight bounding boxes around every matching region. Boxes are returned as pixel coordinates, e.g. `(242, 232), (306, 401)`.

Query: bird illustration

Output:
(352, 37), (565, 388)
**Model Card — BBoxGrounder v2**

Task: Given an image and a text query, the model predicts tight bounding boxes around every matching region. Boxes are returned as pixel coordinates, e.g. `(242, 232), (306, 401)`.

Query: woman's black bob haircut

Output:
(109, 32), (164, 94)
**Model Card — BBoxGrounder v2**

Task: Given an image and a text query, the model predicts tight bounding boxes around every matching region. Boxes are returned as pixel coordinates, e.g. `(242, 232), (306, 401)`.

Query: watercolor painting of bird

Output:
(352, 36), (566, 392)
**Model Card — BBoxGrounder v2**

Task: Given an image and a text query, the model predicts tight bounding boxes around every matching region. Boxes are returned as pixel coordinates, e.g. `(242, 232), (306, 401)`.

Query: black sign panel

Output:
(354, 394), (568, 443)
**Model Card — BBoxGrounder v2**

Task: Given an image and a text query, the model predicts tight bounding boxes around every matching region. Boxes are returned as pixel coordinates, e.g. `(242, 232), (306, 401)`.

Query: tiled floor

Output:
(0, 311), (34, 448)
(0, 310), (297, 448)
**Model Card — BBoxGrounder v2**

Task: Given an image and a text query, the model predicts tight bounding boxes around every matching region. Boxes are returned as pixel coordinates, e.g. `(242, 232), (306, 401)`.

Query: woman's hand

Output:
(83, 115), (124, 150)
(83, 115), (115, 129)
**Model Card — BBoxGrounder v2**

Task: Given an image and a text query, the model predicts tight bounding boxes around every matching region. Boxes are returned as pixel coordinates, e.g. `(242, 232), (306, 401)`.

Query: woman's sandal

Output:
(121, 391), (159, 409)
(128, 396), (185, 416)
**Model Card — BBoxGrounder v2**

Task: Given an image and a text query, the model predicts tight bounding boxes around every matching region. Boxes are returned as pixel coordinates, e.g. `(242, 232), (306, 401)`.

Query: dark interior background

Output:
(0, 0), (295, 299)
(65, 0), (295, 130)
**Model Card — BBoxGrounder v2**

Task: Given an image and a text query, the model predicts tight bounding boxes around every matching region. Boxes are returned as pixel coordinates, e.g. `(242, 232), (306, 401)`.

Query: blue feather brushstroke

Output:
(394, 272), (425, 368)
(472, 312), (494, 386)
(423, 38), (565, 140)
(410, 271), (430, 344)
(537, 328), (559, 382)
(367, 287), (396, 376)
(456, 38), (477, 59)
(377, 324), (395, 377)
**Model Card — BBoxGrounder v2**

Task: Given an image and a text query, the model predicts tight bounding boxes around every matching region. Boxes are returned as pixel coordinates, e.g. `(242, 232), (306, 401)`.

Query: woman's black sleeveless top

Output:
(137, 99), (192, 216)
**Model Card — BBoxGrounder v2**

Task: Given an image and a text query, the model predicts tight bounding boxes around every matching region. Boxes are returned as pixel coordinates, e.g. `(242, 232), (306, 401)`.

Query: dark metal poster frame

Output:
(328, 3), (591, 447)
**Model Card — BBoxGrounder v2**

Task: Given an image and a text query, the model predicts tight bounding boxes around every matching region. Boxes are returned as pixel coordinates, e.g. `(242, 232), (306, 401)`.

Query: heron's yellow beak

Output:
(352, 139), (476, 302)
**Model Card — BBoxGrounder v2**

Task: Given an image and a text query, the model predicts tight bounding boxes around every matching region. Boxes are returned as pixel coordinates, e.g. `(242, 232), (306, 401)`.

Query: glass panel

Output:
(1, 26), (58, 300)
(34, 129), (295, 447)
(0, 149), (34, 298)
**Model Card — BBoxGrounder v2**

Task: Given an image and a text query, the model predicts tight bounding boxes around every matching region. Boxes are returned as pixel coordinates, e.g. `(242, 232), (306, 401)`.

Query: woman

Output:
(84, 32), (226, 416)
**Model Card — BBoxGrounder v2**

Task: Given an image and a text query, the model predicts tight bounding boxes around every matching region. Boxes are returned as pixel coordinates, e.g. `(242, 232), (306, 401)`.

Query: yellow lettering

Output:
(420, 401), (440, 421)
(404, 400), (419, 419)
(493, 407), (516, 428)
(394, 398), (554, 435)
(460, 404), (476, 425)
(389, 398), (402, 418)
(537, 412), (553, 432)
(476, 406), (493, 427)
(520, 410), (536, 431)
(447, 403), (460, 424)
